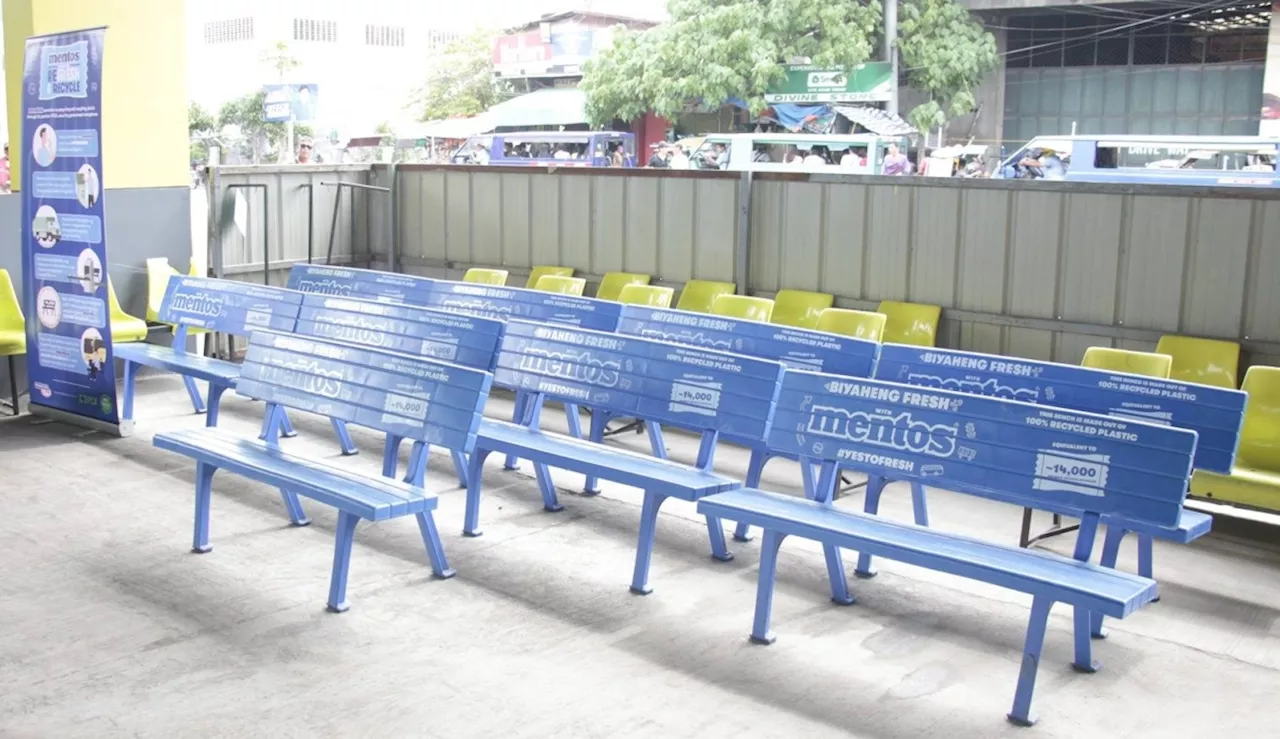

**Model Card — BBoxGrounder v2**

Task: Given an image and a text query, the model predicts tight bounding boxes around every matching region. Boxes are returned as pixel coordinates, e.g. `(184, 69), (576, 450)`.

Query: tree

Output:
(581, 0), (996, 133)
(217, 90), (313, 163)
(260, 40), (300, 83)
(898, 0), (998, 136)
(411, 28), (511, 121)
(189, 102), (216, 164)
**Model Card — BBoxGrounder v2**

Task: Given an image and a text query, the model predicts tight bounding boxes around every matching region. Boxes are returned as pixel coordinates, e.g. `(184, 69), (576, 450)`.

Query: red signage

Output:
(492, 31), (553, 75)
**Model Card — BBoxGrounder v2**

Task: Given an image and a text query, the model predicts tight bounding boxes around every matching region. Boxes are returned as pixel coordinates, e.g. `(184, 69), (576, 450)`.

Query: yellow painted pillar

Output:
(2, 0), (188, 190)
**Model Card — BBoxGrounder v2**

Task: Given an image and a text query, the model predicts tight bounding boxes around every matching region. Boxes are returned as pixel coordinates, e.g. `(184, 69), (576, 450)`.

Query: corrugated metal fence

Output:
(210, 162), (1280, 368)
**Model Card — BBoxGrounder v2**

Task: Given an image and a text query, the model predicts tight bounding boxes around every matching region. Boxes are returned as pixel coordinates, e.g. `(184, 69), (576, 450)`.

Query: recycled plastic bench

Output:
(463, 320), (784, 594)
(697, 370), (1198, 726)
(870, 344), (1246, 580)
(152, 330), (492, 612)
(291, 293), (504, 484)
(117, 277), (302, 427)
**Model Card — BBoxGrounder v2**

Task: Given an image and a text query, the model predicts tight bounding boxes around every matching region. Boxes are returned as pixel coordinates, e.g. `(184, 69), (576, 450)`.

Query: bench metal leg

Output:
(205, 384), (228, 427)
(733, 448), (771, 542)
(279, 409), (297, 437)
(191, 462), (217, 554)
(463, 449), (493, 537)
(1092, 525), (1126, 639)
(800, 462), (817, 499)
(450, 450), (469, 488)
(824, 544), (855, 605)
(564, 402), (583, 439)
(331, 419), (359, 456)
(533, 460), (563, 512)
(854, 478), (887, 579)
(326, 511), (361, 613)
(750, 530), (788, 645)
(706, 515), (734, 562)
(503, 391), (530, 470)
(1007, 595), (1053, 727)
(6, 355), (19, 416)
(584, 410), (607, 495)
(1071, 606), (1099, 673)
(182, 375), (207, 415)
(910, 481), (930, 527)
(382, 434), (403, 478)
(122, 360), (138, 421)
(1137, 533), (1156, 583)
(415, 511), (457, 579)
(279, 489), (311, 527)
(630, 491), (668, 595)
(646, 421), (668, 460)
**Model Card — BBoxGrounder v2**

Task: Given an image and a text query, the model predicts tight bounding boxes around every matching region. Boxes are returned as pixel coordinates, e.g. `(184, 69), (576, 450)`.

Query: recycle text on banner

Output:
(21, 27), (123, 430)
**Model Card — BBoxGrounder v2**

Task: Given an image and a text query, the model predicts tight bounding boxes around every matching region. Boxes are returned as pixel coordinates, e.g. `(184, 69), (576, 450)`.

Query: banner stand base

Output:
(28, 402), (134, 437)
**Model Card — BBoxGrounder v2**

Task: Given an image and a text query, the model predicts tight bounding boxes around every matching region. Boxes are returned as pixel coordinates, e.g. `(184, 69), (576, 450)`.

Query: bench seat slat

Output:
(114, 343), (240, 384)
(699, 488), (1155, 618)
(155, 428), (436, 521)
(477, 419), (738, 499)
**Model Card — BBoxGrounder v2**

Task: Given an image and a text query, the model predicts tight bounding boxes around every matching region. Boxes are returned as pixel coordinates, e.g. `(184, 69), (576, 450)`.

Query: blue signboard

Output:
(21, 28), (118, 426)
(263, 83), (319, 123)
(618, 305), (879, 378)
(873, 345), (1247, 474)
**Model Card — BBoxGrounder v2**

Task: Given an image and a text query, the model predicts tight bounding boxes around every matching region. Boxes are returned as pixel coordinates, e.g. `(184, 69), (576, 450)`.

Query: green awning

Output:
(488, 88), (587, 128)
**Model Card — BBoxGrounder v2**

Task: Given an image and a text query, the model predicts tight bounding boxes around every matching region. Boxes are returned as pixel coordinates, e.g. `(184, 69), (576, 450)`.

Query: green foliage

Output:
(260, 40), (301, 81)
(412, 28), (511, 121)
(189, 102), (216, 136)
(582, 0), (996, 133)
(216, 90), (313, 163)
(583, 0), (881, 126)
(898, 0), (998, 134)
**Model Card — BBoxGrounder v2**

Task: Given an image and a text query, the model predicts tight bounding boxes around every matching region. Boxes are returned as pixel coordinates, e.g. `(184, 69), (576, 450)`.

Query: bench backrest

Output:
(618, 305), (879, 378)
(236, 330), (492, 452)
(286, 264), (437, 304)
(769, 371), (1198, 527)
(294, 294), (504, 370)
(157, 277), (302, 335)
(873, 344), (1246, 475)
(495, 320), (785, 441)
(424, 282), (623, 332)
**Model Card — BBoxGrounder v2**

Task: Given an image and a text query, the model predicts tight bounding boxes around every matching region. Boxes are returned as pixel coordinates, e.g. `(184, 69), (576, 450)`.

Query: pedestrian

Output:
(295, 137), (315, 164)
(882, 142), (910, 176)
(668, 145), (690, 170)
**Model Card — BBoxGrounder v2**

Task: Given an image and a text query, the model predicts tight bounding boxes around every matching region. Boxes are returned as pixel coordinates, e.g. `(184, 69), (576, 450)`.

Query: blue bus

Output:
(451, 131), (637, 168)
(994, 135), (1280, 188)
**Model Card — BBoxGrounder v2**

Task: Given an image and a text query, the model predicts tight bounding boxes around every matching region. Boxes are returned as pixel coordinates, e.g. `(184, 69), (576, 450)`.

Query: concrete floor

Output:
(2, 373), (1280, 738)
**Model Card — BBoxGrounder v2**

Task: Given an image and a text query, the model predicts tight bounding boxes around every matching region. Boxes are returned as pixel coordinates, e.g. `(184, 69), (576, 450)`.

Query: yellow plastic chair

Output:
(597, 272), (651, 302)
(771, 289), (834, 329)
(0, 269), (27, 415)
(1081, 347), (1172, 378)
(817, 308), (887, 342)
(711, 294), (774, 323)
(145, 257), (178, 322)
(525, 265), (574, 289)
(108, 278), (149, 344)
(1156, 334), (1240, 389)
(877, 300), (942, 347)
(676, 280), (736, 314)
(1190, 366), (1280, 511)
(617, 284), (674, 307)
(534, 275), (586, 296)
(463, 268), (508, 286)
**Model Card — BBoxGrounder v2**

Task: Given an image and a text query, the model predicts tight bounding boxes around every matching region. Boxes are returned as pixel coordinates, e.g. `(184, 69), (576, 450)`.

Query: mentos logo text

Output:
(297, 279), (354, 296)
(806, 406), (958, 458)
(171, 292), (224, 317)
(264, 359), (345, 398)
(518, 347), (620, 387)
(906, 372), (1039, 403)
(640, 328), (732, 350)
(315, 314), (392, 347)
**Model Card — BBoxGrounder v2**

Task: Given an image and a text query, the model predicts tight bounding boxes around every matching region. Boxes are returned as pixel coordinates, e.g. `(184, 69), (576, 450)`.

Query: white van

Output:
(684, 133), (911, 174)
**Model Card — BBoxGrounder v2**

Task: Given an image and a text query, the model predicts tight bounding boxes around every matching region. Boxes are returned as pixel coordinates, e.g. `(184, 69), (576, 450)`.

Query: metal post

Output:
(885, 0), (899, 116)
(734, 171), (753, 295)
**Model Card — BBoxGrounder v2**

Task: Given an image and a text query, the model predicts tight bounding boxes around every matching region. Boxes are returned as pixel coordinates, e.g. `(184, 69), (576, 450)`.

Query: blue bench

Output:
(464, 320), (784, 594)
(291, 293), (504, 484)
(872, 344), (1247, 579)
(697, 370), (1198, 725)
(615, 304), (880, 529)
(286, 263), (438, 304)
(117, 277), (302, 426)
(153, 330), (492, 612)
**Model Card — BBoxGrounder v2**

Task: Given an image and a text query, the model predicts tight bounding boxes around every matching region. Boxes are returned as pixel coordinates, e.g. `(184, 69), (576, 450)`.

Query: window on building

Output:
(365, 25), (405, 47)
(204, 17), (255, 44)
(424, 29), (461, 51)
(293, 18), (338, 43)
